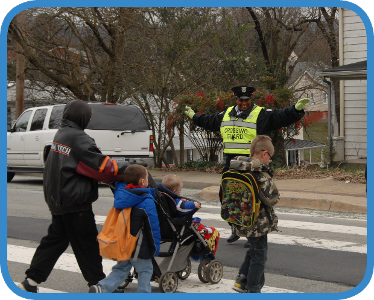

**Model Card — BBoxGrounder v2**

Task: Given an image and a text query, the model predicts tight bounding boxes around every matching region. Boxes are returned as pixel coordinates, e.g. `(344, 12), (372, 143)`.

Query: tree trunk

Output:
(15, 11), (26, 118)
(179, 123), (185, 164)
(170, 140), (179, 166)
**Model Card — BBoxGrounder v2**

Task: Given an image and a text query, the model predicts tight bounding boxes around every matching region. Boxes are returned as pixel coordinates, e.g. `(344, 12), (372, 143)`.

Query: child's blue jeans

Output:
(239, 235), (268, 292)
(98, 258), (153, 293)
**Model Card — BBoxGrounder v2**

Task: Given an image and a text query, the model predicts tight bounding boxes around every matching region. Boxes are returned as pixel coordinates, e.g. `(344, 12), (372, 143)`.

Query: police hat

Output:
(231, 86), (256, 99)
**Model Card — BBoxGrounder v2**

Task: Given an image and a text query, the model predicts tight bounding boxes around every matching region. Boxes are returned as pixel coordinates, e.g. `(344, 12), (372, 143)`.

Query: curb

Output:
(197, 186), (367, 214)
(151, 176), (220, 190)
(275, 197), (367, 214)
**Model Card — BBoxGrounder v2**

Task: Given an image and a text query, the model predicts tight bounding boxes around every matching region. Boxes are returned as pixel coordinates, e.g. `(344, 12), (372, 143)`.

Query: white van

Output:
(7, 103), (154, 182)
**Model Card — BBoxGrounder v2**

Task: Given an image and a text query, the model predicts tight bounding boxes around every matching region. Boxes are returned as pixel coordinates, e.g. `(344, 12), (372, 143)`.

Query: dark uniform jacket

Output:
(194, 102), (305, 175)
(43, 119), (128, 215)
(192, 103), (305, 135)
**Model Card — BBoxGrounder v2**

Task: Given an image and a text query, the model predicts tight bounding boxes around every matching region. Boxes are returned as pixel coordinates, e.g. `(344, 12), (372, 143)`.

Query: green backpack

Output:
(220, 169), (261, 229)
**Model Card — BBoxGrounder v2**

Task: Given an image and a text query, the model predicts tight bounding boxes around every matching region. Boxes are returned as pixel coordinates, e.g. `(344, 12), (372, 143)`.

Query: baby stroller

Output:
(116, 172), (223, 293)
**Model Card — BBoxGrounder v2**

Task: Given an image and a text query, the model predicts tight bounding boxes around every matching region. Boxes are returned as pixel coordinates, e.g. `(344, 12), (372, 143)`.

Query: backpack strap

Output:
(132, 229), (143, 261)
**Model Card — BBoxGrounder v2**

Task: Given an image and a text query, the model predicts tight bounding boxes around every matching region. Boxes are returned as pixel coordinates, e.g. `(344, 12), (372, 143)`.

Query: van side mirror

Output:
(7, 124), (15, 132)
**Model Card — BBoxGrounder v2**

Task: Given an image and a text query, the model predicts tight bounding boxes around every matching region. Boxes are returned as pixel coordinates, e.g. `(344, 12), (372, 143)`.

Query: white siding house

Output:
(340, 8), (367, 161)
(317, 8), (367, 163)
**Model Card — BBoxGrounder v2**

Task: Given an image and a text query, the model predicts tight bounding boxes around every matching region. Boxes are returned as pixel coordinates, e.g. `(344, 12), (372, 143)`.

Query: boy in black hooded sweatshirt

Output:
(18, 100), (128, 293)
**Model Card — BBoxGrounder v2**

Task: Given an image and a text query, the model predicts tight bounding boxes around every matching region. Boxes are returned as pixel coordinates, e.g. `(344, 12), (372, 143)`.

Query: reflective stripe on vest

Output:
(220, 105), (263, 155)
(224, 143), (251, 149)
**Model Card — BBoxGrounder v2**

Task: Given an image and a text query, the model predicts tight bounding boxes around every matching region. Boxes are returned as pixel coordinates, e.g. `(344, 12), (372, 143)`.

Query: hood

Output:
(230, 156), (273, 177)
(156, 183), (179, 199)
(114, 181), (156, 208)
(62, 100), (92, 129)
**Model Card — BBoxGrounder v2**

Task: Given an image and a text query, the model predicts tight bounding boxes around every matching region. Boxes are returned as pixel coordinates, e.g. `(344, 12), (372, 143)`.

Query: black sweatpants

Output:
(25, 210), (105, 287)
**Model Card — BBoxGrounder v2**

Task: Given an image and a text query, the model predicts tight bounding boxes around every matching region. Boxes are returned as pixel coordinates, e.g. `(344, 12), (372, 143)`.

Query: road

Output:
(6, 175), (367, 293)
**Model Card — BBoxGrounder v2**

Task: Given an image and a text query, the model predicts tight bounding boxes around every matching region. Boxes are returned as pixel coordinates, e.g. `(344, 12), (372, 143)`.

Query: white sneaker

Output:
(88, 285), (102, 293)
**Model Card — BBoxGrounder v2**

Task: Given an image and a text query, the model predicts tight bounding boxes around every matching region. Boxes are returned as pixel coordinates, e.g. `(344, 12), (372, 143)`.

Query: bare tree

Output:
(123, 7), (260, 166)
(246, 7), (339, 118)
(8, 7), (145, 102)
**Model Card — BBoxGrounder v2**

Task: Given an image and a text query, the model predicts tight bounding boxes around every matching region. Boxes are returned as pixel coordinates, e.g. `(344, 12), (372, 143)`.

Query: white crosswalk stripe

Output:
(96, 212), (367, 254)
(192, 212), (367, 235)
(9, 209), (366, 293)
(8, 244), (300, 293)
(15, 282), (67, 293)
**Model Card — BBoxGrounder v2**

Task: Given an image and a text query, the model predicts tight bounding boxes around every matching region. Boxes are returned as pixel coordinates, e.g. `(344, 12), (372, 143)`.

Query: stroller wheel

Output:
(197, 259), (210, 283)
(159, 271), (178, 293)
(177, 260), (191, 280)
(206, 260), (223, 284)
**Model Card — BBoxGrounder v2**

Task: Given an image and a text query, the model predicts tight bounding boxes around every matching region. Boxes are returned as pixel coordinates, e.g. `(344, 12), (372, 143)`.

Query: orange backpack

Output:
(97, 206), (141, 261)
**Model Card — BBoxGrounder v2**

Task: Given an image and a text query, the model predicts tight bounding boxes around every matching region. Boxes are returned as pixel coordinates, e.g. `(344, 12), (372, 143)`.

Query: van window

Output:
(49, 106), (65, 129)
(30, 108), (47, 131)
(87, 104), (150, 131)
(14, 110), (33, 132)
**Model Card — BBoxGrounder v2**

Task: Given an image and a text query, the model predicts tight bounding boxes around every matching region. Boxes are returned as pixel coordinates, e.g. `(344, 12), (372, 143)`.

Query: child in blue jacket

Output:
(156, 174), (201, 216)
(89, 165), (161, 293)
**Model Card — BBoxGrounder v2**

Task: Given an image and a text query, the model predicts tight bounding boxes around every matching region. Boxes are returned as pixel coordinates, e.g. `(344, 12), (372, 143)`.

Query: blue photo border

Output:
(1, 1), (372, 299)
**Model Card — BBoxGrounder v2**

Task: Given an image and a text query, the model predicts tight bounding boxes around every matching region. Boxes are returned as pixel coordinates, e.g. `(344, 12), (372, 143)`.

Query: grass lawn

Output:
(302, 120), (329, 164)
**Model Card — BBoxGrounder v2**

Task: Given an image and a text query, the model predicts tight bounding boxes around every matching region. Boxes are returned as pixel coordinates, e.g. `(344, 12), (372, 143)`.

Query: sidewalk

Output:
(149, 170), (367, 214)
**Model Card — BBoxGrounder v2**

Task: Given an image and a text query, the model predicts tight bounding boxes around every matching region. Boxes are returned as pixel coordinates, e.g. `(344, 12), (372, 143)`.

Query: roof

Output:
(289, 70), (327, 89)
(284, 139), (325, 150)
(316, 60), (367, 80)
(7, 80), (72, 102)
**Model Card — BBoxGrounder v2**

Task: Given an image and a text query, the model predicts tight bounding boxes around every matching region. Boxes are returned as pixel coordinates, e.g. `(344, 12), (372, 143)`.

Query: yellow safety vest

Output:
(220, 105), (263, 155)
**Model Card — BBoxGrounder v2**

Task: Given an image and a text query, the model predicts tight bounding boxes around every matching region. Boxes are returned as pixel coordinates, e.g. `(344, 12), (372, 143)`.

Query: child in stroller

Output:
(157, 174), (220, 260)
(117, 172), (223, 293)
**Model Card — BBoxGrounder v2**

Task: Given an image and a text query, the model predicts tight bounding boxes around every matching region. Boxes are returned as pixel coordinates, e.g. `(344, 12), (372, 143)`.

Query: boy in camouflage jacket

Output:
(231, 135), (279, 293)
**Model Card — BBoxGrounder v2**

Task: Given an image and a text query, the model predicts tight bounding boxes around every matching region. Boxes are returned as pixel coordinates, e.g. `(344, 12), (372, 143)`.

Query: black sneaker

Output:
(227, 233), (240, 243)
(89, 285), (102, 293)
(245, 289), (261, 293)
(232, 274), (246, 293)
(17, 279), (38, 293)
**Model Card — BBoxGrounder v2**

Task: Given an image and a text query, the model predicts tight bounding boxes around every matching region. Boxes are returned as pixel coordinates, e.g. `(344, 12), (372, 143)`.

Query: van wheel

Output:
(7, 172), (15, 182)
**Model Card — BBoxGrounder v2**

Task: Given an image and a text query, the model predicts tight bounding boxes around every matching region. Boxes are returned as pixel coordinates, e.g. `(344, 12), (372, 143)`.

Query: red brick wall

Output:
(307, 111), (328, 123)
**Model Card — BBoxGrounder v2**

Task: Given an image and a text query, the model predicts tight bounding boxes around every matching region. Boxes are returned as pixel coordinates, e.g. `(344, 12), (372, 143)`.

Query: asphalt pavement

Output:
(149, 170), (367, 214)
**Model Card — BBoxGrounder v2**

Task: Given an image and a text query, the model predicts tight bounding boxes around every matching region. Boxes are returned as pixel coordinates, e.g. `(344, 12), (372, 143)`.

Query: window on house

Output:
(323, 92), (327, 104)
(310, 93), (315, 105)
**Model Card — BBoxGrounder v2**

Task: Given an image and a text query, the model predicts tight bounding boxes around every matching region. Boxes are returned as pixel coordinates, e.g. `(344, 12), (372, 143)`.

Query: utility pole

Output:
(15, 10), (26, 119)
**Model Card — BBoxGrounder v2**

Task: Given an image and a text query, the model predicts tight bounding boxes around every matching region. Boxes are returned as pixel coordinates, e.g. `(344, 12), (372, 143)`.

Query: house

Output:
(285, 56), (328, 167)
(316, 8), (367, 164)
(48, 47), (87, 63)
(165, 136), (204, 165)
(7, 80), (72, 126)
(290, 71), (329, 123)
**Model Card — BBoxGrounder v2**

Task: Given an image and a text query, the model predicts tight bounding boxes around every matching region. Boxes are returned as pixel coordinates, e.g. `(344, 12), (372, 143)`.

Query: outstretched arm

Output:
(256, 104), (306, 135)
(75, 145), (128, 183)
